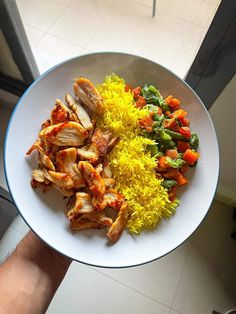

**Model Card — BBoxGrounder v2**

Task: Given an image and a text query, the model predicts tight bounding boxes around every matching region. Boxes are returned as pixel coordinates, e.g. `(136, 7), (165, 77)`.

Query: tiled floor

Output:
(16, 0), (220, 78)
(2, 0), (236, 313)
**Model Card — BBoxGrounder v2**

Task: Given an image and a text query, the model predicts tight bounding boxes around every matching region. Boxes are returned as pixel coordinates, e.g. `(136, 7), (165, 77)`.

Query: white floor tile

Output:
(132, 37), (177, 69)
(19, 0), (65, 32)
(170, 50), (196, 79)
(86, 22), (139, 53)
(16, 0), (27, 8)
(52, 0), (73, 6)
(191, 200), (236, 301)
(48, 8), (103, 47)
(156, 0), (218, 28)
(36, 34), (83, 60)
(47, 262), (171, 314)
(172, 244), (236, 314)
(93, 242), (189, 307)
(24, 25), (45, 47)
(69, 0), (116, 18)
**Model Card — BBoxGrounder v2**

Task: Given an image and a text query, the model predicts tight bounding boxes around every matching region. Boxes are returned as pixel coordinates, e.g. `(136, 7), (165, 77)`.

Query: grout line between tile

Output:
(170, 243), (190, 311)
(90, 266), (171, 309)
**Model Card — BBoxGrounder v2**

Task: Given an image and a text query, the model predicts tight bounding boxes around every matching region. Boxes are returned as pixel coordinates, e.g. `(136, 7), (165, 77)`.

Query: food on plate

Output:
(27, 74), (200, 242)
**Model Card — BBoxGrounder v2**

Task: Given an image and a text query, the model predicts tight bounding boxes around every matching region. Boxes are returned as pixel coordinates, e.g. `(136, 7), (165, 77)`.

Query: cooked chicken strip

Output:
(78, 161), (105, 198)
(70, 218), (104, 231)
(90, 128), (110, 157)
(92, 188), (124, 211)
(43, 169), (74, 189)
(67, 192), (95, 220)
(107, 202), (129, 243)
(81, 212), (112, 227)
(51, 99), (76, 124)
(102, 162), (112, 178)
(95, 163), (103, 175)
(32, 169), (45, 183)
(103, 178), (115, 188)
(39, 121), (88, 147)
(37, 144), (55, 171)
(73, 77), (104, 115)
(107, 136), (120, 154)
(26, 140), (39, 156)
(56, 148), (85, 189)
(65, 93), (93, 130)
(52, 184), (74, 197)
(77, 147), (98, 164)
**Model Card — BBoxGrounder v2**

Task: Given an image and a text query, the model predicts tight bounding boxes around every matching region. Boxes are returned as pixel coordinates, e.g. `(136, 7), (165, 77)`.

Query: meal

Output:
(26, 74), (200, 242)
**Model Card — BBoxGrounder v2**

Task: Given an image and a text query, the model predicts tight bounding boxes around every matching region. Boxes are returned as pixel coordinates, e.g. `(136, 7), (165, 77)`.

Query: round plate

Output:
(4, 52), (219, 268)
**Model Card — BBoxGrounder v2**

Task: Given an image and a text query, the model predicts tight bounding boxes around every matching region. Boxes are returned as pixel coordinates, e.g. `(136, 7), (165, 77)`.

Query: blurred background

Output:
(0, 1), (235, 313)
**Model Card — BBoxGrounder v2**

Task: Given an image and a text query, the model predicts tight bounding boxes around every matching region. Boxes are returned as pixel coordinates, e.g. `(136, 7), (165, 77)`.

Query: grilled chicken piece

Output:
(73, 77), (104, 115)
(65, 93), (93, 130)
(52, 184), (74, 197)
(26, 140), (39, 156)
(51, 99), (76, 124)
(92, 188), (124, 211)
(78, 161), (105, 198)
(32, 169), (45, 183)
(37, 144), (55, 171)
(43, 169), (74, 189)
(107, 136), (120, 154)
(56, 148), (85, 189)
(103, 178), (115, 188)
(77, 147), (98, 164)
(41, 119), (51, 129)
(39, 121), (88, 147)
(107, 202), (129, 242)
(90, 129), (110, 157)
(70, 218), (104, 231)
(81, 212), (112, 227)
(102, 162), (112, 178)
(95, 163), (103, 175)
(67, 192), (95, 220)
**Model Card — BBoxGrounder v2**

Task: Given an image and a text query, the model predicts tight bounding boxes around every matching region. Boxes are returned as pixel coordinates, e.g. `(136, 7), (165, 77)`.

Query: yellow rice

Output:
(98, 74), (179, 234)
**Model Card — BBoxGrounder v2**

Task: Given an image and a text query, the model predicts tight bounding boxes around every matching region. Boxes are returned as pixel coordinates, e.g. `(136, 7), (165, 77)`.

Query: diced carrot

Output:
(166, 149), (179, 159)
(171, 98), (180, 107)
(135, 96), (146, 108)
(179, 116), (190, 126)
(163, 118), (179, 131)
(125, 84), (133, 92)
(162, 169), (179, 179)
(165, 111), (172, 118)
(183, 149), (200, 166)
(168, 186), (177, 201)
(177, 141), (190, 153)
(179, 127), (191, 139)
(180, 163), (189, 174)
(139, 116), (153, 132)
(158, 156), (170, 171)
(165, 95), (173, 104)
(172, 109), (187, 119)
(157, 106), (163, 116)
(133, 87), (141, 100)
(175, 172), (188, 186)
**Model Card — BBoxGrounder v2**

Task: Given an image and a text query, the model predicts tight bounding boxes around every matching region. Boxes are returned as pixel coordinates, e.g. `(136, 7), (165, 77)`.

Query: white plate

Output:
(4, 52), (219, 268)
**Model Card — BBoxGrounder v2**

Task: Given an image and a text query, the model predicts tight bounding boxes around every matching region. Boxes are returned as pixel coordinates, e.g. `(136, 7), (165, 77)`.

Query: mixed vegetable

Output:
(126, 83), (200, 202)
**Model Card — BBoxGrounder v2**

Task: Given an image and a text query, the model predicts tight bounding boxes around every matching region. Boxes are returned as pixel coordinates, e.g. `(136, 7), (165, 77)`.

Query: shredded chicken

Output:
(67, 192), (95, 220)
(73, 77), (104, 115)
(56, 148), (85, 189)
(78, 161), (105, 198)
(39, 121), (88, 146)
(26, 76), (128, 243)
(107, 202), (129, 242)
(65, 93), (93, 130)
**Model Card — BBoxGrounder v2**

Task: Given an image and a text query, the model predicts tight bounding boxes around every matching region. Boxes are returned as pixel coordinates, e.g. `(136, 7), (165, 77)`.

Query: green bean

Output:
(164, 129), (189, 141)
(190, 133), (199, 150)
